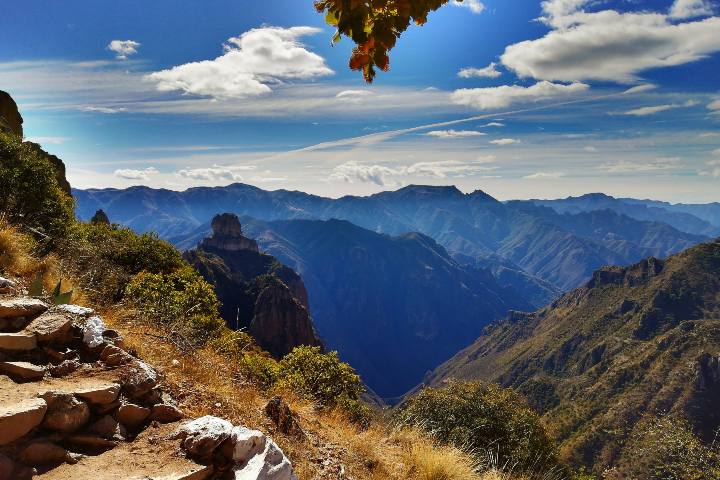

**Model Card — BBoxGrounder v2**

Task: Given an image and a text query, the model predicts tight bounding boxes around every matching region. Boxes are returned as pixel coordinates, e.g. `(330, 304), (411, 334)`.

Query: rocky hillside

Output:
(428, 239), (720, 476)
(0, 280), (297, 480)
(184, 213), (321, 358)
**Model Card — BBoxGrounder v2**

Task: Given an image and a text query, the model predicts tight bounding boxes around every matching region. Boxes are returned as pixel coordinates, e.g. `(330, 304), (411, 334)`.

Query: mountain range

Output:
(428, 238), (720, 476)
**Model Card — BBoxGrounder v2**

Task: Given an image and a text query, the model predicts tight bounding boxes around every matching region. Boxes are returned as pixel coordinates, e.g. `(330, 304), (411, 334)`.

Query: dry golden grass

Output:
(0, 222), (522, 480)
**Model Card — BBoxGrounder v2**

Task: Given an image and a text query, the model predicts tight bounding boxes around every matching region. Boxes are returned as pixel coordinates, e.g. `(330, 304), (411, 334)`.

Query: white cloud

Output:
(699, 159), (720, 177)
(176, 165), (254, 182)
(699, 132), (720, 138)
(148, 26), (333, 99)
(330, 163), (401, 186)
(80, 105), (128, 114)
(583, 145), (597, 152)
(708, 99), (720, 110)
(107, 40), (140, 60)
(458, 63), (502, 79)
(114, 167), (158, 180)
(425, 129), (486, 138)
(405, 159), (498, 178)
(623, 99), (698, 116)
(501, 1), (720, 83)
(597, 157), (683, 173)
(335, 90), (374, 103)
(490, 138), (521, 145)
(523, 171), (566, 179)
(623, 84), (658, 95)
(669, 0), (714, 19)
(451, 81), (588, 110)
(482, 122), (505, 127)
(452, 0), (486, 14)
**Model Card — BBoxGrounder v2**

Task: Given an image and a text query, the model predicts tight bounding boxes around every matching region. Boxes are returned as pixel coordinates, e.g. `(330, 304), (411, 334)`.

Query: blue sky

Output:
(1, 0), (719, 201)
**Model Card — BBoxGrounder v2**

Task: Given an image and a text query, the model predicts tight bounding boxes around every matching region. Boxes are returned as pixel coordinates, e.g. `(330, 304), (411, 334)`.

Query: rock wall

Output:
(0, 90), (23, 137)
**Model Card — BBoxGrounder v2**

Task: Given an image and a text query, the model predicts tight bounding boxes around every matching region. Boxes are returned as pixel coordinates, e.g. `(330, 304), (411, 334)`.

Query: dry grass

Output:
(0, 221), (523, 480)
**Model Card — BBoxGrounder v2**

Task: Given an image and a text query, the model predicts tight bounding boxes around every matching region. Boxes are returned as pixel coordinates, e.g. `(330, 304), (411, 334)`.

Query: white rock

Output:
(176, 415), (233, 458)
(82, 316), (106, 348)
(56, 304), (94, 317)
(230, 426), (266, 464)
(233, 439), (297, 480)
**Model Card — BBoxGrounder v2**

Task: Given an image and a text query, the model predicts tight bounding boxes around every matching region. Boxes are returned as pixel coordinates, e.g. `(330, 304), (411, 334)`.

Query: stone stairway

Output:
(0, 278), (297, 480)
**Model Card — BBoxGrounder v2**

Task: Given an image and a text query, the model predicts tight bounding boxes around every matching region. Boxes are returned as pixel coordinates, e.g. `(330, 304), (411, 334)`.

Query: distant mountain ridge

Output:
(75, 183), (711, 291)
(428, 238), (720, 476)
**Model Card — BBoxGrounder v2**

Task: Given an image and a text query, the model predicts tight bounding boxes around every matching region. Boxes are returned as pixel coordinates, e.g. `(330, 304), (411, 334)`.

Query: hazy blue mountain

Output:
(532, 193), (720, 237)
(75, 184), (710, 291)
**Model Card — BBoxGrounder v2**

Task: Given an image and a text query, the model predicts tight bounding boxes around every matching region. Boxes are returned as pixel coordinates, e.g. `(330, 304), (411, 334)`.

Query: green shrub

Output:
(125, 266), (225, 344)
(617, 415), (720, 480)
(395, 381), (565, 477)
(276, 346), (364, 408)
(0, 131), (74, 240)
(58, 222), (185, 302)
(239, 352), (280, 390)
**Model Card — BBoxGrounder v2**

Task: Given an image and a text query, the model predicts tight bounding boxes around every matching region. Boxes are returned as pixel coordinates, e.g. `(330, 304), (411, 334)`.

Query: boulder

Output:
(74, 382), (121, 405)
(40, 392), (90, 433)
(82, 316), (107, 348)
(0, 453), (33, 480)
(228, 426), (266, 464)
(151, 404), (184, 423)
(264, 397), (304, 438)
(100, 344), (134, 367)
(232, 439), (296, 480)
(175, 416), (234, 460)
(0, 361), (45, 381)
(0, 277), (17, 293)
(119, 360), (159, 400)
(49, 359), (81, 378)
(0, 332), (37, 351)
(87, 415), (127, 440)
(0, 398), (47, 445)
(54, 304), (94, 317)
(0, 298), (47, 319)
(115, 403), (151, 429)
(17, 440), (69, 466)
(23, 313), (73, 344)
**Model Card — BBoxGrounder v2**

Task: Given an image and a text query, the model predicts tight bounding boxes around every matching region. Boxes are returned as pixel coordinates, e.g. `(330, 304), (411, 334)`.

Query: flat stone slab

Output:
(23, 313), (73, 344)
(0, 298), (48, 319)
(0, 332), (37, 351)
(74, 382), (121, 405)
(0, 361), (45, 381)
(0, 397), (47, 445)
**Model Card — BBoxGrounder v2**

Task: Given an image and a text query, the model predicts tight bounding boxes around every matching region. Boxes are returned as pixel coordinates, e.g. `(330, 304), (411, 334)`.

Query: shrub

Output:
(58, 222), (185, 302)
(0, 131), (74, 240)
(276, 346), (364, 407)
(395, 381), (565, 478)
(125, 266), (225, 344)
(238, 352), (280, 390)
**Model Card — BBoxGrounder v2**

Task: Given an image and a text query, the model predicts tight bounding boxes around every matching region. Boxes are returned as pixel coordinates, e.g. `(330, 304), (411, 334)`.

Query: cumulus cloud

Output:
(425, 129), (486, 138)
(623, 99), (698, 116)
(451, 81), (588, 110)
(148, 26), (333, 99)
(490, 138), (521, 145)
(330, 163), (401, 186)
(669, 0), (714, 19)
(176, 165), (255, 182)
(114, 167), (158, 180)
(107, 40), (140, 60)
(405, 159), (498, 178)
(623, 84), (658, 95)
(708, 99), (720, 110)
(452, 0), (486, 14)
(501, 0), (720, 83)
(330, 157), (499, 185)
(458, 63), (502, 79)
(523, 171), (566, 179)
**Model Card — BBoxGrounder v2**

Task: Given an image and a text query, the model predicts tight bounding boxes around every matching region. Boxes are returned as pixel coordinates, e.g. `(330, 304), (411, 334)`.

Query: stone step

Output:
(0, 361), (45, 381)
(0, 397), (47, 445)
(0, 332), (37, 351)
(0, 298), (48, 319)
(35, 423), (215, 480)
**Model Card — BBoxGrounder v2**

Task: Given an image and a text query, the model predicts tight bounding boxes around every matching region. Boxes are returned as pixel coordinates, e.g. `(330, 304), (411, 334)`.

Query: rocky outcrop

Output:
(0, 90), (23, 137)
(185, 213), (321, 358)
(0, 287), (298, 479)
(200, 213), (259, 253)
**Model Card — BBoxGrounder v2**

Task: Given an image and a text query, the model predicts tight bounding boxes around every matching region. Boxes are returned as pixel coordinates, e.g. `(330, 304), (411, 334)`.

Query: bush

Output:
(0, 131), (74, 240)
(238, 352), (280, 390)
(616, 415), (720, 480)
(125, 266), (225, 344)
(58, 222), (185, 302)
(395, 381), (565, 477)
(276, 346), (364, 407)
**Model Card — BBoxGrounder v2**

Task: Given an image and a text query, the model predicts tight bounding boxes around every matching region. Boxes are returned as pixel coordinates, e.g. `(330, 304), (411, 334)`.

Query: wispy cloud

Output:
(623, 100), (698, 116)
(597, 157), (683, 173)
(523, 171), (565, 179)
(490, 138), (521, 145)
(425, 129), (486, 138)
(623, 84), (658, 95)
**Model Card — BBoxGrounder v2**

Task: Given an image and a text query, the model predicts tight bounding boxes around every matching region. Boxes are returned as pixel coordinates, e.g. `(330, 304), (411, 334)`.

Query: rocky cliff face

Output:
(0, 90), (23, 137)
(185, 214), (320, 357)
